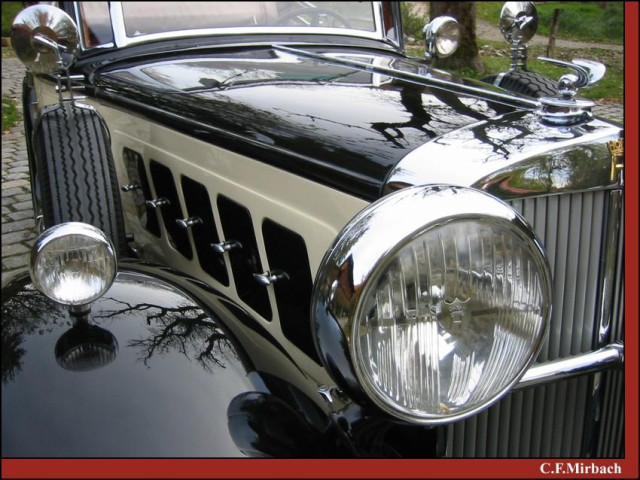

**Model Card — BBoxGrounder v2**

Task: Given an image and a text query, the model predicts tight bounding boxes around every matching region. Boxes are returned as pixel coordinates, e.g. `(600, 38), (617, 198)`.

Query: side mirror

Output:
(499, 1), (538, 45)
(11, 4), (79, 74)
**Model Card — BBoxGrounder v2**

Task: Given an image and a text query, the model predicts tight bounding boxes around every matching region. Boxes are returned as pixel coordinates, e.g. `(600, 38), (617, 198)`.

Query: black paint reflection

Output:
(95, 47), (512, 199)
(55, 316), (118, 372)
(1, 282), (68, 384)
(228, 391), (336, 457)
(95, 297), (236, 372)
(1, 274), (251, 457)
(1, 278), (238, 382)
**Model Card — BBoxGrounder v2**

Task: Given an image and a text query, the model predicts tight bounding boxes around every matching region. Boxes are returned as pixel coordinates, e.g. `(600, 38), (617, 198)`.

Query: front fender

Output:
(1, 265), (335, 457)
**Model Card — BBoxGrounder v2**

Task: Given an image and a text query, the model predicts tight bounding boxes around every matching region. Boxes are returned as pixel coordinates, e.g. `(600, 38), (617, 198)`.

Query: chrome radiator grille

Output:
(443, 189), (624, 458)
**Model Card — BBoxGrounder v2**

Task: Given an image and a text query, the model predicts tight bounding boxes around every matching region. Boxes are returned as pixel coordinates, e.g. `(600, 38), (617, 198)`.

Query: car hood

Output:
(93, 46), (521, 200)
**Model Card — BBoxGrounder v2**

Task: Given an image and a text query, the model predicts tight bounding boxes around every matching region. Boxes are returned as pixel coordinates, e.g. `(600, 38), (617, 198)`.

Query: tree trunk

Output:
(547, 9), (562, 57)
(429, 2), (485, 73)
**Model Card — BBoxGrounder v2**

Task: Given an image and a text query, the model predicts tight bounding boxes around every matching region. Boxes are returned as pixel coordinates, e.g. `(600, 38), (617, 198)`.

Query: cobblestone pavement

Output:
(1, 52), (625, 288)
(2, 56), (35, 288)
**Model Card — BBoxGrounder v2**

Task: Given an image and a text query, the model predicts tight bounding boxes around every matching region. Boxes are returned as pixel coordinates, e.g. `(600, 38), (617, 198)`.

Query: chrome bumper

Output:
(517, 343), (624, 390)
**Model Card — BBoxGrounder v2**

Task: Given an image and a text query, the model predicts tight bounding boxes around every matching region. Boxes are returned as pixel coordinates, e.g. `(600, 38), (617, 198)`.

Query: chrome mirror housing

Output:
(499, 1), (538, 44)
(499, 2), (538, 71)
(10, 4), (79, 74)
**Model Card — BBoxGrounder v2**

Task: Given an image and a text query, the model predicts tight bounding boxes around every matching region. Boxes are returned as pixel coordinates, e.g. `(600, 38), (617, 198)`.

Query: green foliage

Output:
(2, 97), (20, 132)
(475, 2), (623, 44)
(1, 2), (24, 37)
(400, 2), (428, 41)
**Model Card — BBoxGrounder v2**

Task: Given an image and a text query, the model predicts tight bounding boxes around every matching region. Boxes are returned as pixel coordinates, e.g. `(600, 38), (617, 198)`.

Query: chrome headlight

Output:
(30, 223), (117, 307)
(423, 16), (460, 60)
(313, 185), (551, 424)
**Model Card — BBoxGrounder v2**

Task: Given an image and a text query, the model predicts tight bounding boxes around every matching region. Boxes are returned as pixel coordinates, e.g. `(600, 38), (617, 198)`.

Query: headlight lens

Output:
(30, 223), (117, 306)
(313, 186), (551, 424)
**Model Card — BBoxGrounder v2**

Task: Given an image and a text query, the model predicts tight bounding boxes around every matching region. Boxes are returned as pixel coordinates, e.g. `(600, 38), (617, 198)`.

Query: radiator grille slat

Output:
(444, 190), (622, 457)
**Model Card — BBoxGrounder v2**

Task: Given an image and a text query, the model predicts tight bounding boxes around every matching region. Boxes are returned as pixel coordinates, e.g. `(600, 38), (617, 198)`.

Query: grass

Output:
(475, 2), (623, 44)
(1, 2), (24, 37)
(2, 97), (20, 132)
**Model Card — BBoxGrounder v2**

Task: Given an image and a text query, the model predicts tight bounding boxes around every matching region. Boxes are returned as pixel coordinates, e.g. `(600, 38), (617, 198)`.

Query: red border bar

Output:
(1, 3), (637, 480)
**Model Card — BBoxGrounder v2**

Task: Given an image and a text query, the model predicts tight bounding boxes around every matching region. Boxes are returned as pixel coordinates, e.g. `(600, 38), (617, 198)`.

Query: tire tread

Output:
(33, 103), (127, 255)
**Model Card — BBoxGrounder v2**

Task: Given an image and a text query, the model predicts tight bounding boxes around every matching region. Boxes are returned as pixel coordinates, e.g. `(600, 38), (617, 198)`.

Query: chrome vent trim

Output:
(443, 189), (624, 457)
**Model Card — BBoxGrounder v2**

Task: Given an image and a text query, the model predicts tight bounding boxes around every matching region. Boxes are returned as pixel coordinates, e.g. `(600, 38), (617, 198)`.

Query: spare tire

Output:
(483, 70), (558, 98)
(32, 103), (128, 255)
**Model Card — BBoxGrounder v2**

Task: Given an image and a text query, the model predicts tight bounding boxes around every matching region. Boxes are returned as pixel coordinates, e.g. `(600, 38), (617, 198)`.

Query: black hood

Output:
(93, 46), (520, 200)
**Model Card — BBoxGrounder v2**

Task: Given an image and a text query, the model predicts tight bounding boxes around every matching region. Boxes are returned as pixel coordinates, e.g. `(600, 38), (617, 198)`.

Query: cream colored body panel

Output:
(35, 79), (369, 388)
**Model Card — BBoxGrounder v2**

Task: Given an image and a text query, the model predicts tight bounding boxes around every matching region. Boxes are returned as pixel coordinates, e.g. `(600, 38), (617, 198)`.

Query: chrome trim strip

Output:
(597, 190), (623, 346)
(274, 45), (539, 109)
(107, 1), (385, 48)
(587, 189), (624, 456)
(516, 343), (624, 390)
(73, 3), (115, 51)
(109, 2), (128, 48)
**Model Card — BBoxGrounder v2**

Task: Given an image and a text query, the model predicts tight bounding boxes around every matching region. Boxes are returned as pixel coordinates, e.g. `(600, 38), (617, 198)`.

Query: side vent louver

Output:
(149, 160), (192, 259)
(181, 176), (229, 286)
(217, 195), (272, 320)
(262, 219), (319, 363)
(122, 148), (160, 237)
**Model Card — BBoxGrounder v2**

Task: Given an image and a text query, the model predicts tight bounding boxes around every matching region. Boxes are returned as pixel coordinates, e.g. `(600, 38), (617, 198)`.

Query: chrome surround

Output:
(312, 184), (551, 425)
(423, 16), (460, 62)
(499, 2), (538, 44)
(102, 2), (386, 49)
(384, 113), (623, 201)
(71, 3), (115, 51)
(516, 343), (623, 390)
(29, 222), (117, 307)
(11, 4), (79, 74)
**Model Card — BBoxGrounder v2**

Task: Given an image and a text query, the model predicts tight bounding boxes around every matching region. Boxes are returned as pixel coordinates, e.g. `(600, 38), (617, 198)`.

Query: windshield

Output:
(121, 2), (376, 35)
(85, 2), (382, 47)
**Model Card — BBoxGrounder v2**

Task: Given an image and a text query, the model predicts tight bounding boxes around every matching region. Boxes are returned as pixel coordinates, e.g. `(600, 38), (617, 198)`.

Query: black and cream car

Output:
(2, 1), (624, 459)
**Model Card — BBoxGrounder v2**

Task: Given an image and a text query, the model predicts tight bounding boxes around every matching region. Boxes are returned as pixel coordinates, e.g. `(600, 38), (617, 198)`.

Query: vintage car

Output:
(2, 1), (624, 460)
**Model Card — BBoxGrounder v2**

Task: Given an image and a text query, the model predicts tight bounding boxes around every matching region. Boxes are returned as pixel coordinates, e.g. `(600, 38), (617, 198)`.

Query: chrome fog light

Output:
(424, 16), (460, 60)
(30, 223), (117, 307)
(313, 185), (551, 424)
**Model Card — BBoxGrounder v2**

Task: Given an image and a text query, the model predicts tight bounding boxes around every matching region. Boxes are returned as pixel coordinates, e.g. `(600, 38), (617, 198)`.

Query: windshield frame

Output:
(79, 2), (390, 49)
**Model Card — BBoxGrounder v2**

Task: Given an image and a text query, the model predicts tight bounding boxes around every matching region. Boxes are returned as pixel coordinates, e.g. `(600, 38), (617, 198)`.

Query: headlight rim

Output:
(312, 185), (552, 425)
(29, 222), (118, 307)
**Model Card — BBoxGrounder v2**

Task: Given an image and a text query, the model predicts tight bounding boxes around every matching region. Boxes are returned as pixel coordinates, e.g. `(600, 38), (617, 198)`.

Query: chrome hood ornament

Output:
(536, 57), (607, 126)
